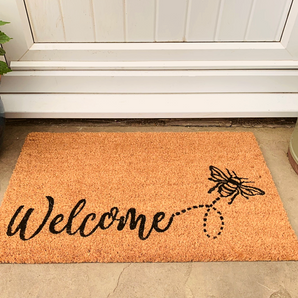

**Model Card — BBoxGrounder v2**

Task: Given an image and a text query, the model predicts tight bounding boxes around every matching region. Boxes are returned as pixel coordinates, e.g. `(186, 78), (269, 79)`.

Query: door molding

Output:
(3, 94), (298, 119)
(2, 0), (298, 65)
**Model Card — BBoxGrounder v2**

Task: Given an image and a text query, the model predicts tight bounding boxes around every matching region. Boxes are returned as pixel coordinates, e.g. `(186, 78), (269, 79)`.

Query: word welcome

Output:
(7, 196), (174, 241)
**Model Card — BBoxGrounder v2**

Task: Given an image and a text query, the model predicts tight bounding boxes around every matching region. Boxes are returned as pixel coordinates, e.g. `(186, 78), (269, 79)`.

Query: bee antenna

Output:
(243, 180), (254, 184)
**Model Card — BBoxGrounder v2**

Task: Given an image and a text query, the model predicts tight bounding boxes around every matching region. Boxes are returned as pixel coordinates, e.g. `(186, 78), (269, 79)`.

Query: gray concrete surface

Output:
(0, 120), (298, 298)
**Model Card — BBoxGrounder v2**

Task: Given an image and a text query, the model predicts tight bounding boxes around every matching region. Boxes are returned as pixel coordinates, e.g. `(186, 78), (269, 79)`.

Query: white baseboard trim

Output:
(10, 60), (298, 71)
(1, 69), (298, 118)
(2, 69), (298, 94)
(2, 93), (298, 118)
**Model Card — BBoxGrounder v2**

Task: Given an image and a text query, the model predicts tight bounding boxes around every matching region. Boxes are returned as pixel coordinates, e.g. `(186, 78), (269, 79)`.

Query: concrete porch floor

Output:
(0, 119), (298, 298)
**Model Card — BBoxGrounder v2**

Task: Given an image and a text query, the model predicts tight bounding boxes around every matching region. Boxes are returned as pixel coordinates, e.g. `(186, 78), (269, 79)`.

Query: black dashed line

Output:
(174, 196), (225, 240)
(202, 203), (225, 240)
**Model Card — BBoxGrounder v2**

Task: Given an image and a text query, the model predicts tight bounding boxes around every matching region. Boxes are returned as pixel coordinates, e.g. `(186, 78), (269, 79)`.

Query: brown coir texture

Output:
(0, 132), (298, 264)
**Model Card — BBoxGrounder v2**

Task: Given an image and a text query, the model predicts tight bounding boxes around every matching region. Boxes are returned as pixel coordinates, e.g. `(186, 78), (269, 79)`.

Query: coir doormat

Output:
(0, 132), (298, 264)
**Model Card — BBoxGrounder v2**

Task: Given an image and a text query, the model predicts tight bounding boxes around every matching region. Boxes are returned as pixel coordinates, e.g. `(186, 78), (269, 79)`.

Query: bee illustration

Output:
(208, 166), (265, 205)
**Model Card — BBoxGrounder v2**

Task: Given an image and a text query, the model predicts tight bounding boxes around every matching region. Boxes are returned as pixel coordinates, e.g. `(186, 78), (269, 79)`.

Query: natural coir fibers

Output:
(0, 132), (298, 263)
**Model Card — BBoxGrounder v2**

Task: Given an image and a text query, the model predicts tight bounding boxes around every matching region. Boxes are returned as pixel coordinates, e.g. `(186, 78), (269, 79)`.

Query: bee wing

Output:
(209, 166), (229, 181)
(240, 185), (265, 197)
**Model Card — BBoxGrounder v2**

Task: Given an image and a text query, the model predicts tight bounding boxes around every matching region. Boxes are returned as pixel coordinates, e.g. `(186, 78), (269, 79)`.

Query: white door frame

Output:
(1, 0), (298, 118)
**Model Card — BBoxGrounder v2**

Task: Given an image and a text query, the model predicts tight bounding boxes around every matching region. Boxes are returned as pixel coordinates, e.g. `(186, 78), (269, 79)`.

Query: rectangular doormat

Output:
(0, 132), (298, 263)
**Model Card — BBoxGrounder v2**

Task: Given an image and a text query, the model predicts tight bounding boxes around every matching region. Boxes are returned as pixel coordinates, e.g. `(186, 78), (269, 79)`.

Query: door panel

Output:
(186, 0), (220, 41)
(24, 0), (294, 43)
(216, 0), (254, 41)
(92, 0), (125, 42)
(245, 0), (293, 41)
(25, 0), (65, 42)
(59, 0), (95, 42)
(126, 0), (155, 42)
(156, 0), (188, 41)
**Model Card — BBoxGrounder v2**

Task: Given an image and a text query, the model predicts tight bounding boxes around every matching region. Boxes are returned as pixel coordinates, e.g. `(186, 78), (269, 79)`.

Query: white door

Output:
(1, 0), (298, 118)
